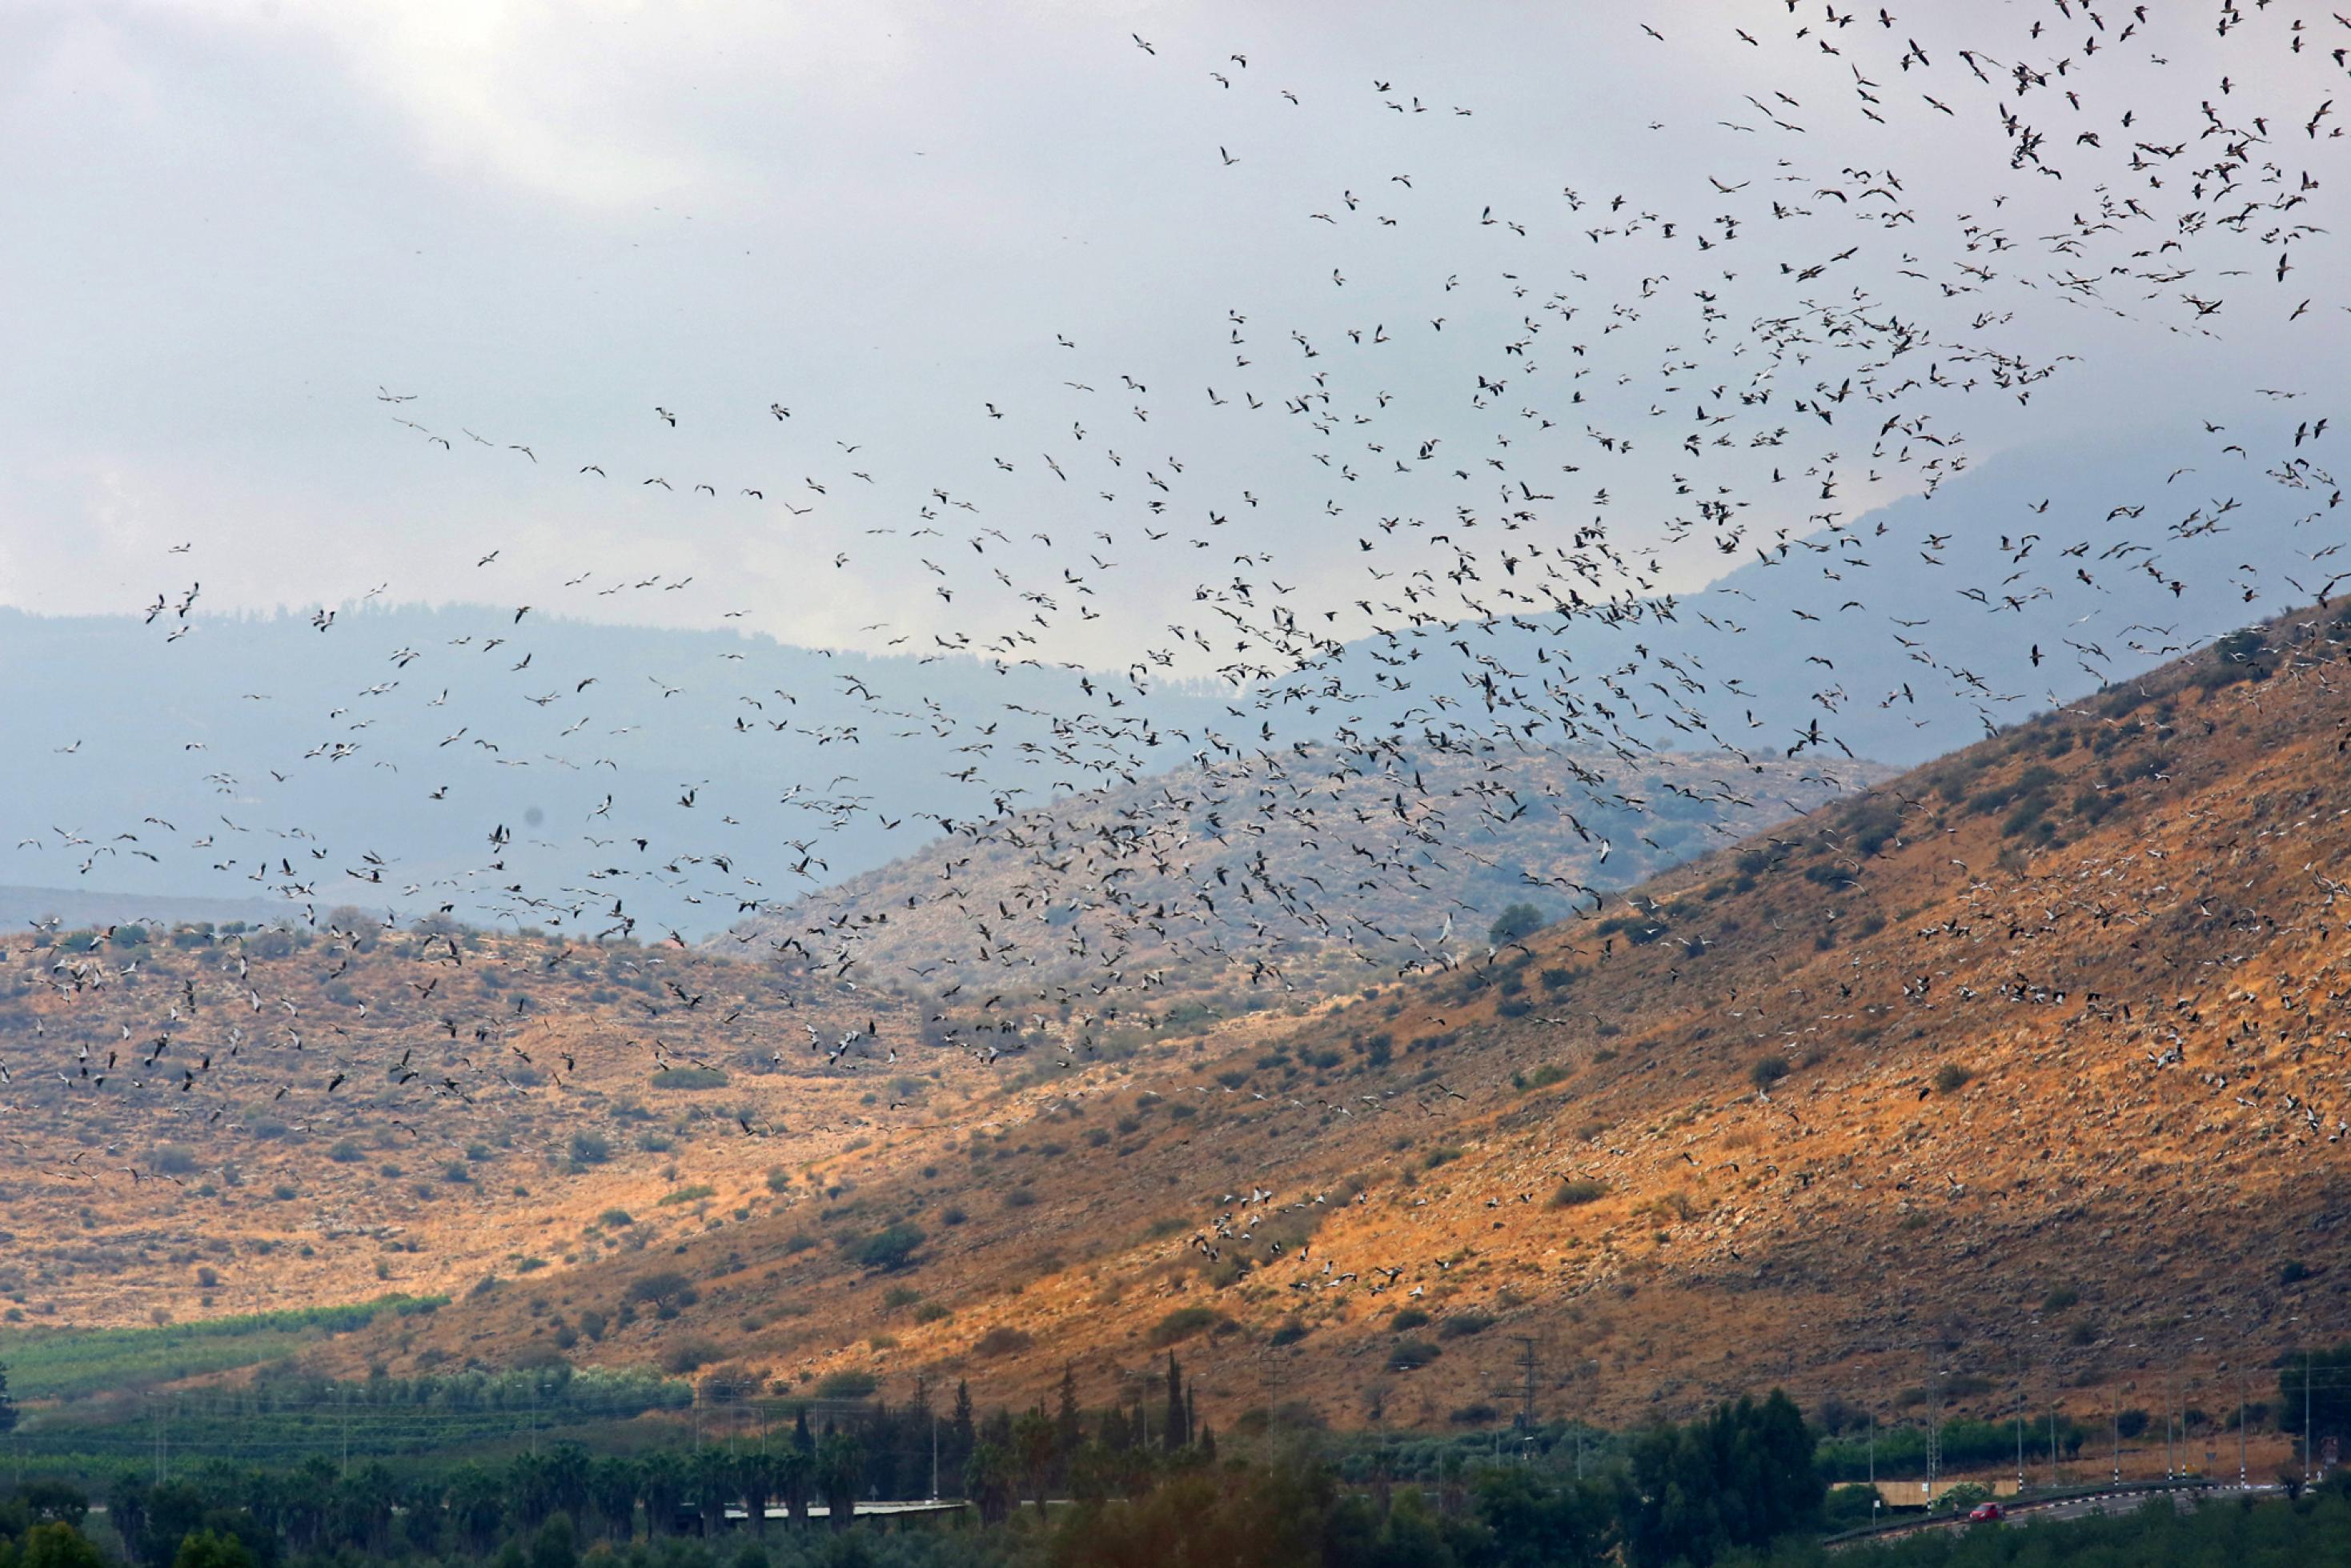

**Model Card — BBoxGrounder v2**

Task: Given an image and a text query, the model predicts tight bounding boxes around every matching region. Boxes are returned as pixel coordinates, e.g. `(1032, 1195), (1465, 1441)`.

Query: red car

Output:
(1968, 1502), (2006, 1524)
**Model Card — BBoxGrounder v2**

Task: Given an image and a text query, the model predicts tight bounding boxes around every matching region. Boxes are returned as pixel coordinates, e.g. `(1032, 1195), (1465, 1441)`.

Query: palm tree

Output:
(963, 1441), (1015, 1526)
(586, 1454), (642, 1543)
(1013, 1408), (1057, 1517)
(690, 1445), (737, 1533)
(773, 1445), (813, 1525)
(637, 1449), (688, 1538)
(816, 1431), (864, 1532)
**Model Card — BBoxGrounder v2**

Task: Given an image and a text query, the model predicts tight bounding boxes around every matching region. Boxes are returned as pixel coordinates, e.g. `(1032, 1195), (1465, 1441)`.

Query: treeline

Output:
(6, 1388), (1831, 1568)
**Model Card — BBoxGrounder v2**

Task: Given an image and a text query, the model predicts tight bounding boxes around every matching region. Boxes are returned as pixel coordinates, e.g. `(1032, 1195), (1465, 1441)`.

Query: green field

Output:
(0, 1295), (447, 1400)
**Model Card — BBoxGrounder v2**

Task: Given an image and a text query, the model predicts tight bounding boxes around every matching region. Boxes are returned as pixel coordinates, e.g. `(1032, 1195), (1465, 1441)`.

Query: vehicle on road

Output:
(1968, 1502), (2006, 1524)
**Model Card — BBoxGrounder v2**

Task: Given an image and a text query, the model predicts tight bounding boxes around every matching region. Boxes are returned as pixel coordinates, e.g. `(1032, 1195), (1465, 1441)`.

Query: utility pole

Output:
(2111, 1385), (2120, 1484)
(2015, 1388), (2025, 1497)
(2305, 1353), (2314, 1484)
(2048, 1399), (2059, 1490)
(2240, 1379), (2248, 1486)
(1868, 1414), (1878, 1530)
(1924, 1364), (1943, 1508)
(931, 1412), (941, 1502)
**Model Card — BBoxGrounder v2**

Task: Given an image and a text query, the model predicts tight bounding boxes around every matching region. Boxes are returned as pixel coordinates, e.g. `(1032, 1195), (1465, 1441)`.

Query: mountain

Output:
(0, 884), (281, 933)
(0, 603), (1234, 936)
(746, 744), (1880, 1013)
(1, 432), (2318, 944)
(1279, 431), (2331, 770)
(259, 595), (2348, 1432)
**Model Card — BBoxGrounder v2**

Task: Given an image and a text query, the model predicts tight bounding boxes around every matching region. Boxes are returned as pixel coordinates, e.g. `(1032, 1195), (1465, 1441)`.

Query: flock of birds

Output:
(8, 2), (2351, 1181)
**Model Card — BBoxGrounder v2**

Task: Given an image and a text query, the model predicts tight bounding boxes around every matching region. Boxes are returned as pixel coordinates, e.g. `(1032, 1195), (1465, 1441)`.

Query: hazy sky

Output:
(4, 2), (2342, 671)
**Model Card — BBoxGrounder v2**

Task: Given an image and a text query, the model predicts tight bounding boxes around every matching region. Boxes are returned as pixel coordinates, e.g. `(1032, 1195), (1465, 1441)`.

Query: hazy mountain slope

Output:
(2, 433), (2318, 944)
(1280, 431), (2327, 768)
(748, 744), (1883, 1012)
(0, 604), (1233, 935)
(0, 884), (281, 932)
(302, 596), (2351, 1434)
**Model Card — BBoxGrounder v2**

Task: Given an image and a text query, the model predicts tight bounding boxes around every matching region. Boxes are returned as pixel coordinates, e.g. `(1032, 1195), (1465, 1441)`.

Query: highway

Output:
(1831, 1481), (2284, 1549)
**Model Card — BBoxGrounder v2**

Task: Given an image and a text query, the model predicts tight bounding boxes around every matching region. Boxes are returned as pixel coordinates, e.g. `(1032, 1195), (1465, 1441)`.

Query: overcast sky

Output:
(4, 2), (2342, 672)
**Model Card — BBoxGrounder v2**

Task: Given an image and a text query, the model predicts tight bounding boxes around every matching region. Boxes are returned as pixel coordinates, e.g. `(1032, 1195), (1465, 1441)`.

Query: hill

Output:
(0, 921), (1013, 1349)
(265, 596), (2351, 1439)
(746, 744), (1879, 1014)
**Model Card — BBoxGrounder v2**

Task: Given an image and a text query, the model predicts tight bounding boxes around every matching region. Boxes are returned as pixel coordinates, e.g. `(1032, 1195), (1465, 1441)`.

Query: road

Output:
(1833, 1481), (2282, 1549)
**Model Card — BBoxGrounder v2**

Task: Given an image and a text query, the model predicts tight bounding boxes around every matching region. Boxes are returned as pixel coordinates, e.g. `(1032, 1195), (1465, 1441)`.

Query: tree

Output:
(1488, 903), (1547, 945)
(1624, 1390), (1821, 1568)
(528, 1514), (576, 1568)
(20, 1524), (107, 1568)
(169, 1533), (253, 1568)
(622, 1271), (696, 1316)
(585, 1455), (642, 1543)
(1054, 1365), (1085, 1476)
(1165, 1353), (1188, 1451)
(962, 1442), (1016, 1526)
(816, 1430), (864, 1531)
(1013, 1408), (1057, 1516)
(771, 1446), (812, 1526)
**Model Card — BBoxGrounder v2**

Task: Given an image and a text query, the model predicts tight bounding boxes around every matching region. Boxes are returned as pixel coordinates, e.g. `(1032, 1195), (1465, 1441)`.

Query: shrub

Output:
(1386, 1338), (1440, 1372)
(1390, 1308), (1430, 1332)
(2042, 1285), (2080, 1313)
(662, 1336), (724, 1374)
(1932, 1063), (1974, 1093)
(1750, 1055), (1791, 1090)
(1488, 903), (1546, 944)
(1437, 1312), (1494, 1340)
(1551, 1178), (1609, 1208)
(1148, 1306), (1222, 1347)
(152, 1144), (199, 1175)
(853, 1223), (926, 1272)
(624, 1271), (698, 1312)
(568, 1131), (612, 1165)
(973, 1325), (1033, 1357)
(814, 1369), (877, 1399)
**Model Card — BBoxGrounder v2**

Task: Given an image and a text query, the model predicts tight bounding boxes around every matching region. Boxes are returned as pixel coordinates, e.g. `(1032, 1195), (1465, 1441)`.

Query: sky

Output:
(6, 1), (2344, 680)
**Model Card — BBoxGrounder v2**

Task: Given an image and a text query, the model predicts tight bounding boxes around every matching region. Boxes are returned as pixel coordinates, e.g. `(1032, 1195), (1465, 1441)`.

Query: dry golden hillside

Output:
(268, 599), (2351, 1442)
(0, 927), (1013, 1329)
